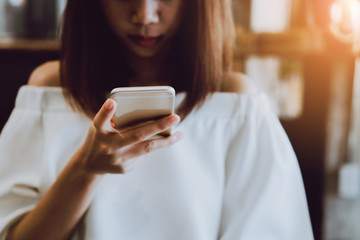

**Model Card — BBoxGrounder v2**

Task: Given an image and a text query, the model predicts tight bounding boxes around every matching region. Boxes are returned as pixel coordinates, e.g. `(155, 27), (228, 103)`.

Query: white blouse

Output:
(0, 86), (313, 240)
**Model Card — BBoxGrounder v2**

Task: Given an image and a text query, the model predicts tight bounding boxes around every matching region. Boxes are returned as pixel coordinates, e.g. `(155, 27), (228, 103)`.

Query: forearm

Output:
(6, 101), (182, 240)
(8, 146), (104, 240)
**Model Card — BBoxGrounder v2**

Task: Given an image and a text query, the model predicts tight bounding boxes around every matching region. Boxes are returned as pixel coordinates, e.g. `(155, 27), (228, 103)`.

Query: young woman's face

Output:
(102, 0), (184, 58)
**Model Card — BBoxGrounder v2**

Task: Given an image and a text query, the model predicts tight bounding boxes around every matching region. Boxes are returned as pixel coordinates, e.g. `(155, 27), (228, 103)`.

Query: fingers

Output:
(93, 99), (117, 133)
(87, 100), (184, 175)
(121, 114), (181, 146)
(116, 131), (184, 167)
(94, 132), (183, 174)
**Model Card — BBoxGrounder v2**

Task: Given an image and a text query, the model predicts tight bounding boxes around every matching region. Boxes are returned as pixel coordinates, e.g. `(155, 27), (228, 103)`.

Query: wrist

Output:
(75, 125), (108, 176)
(66, 145), (104, 186)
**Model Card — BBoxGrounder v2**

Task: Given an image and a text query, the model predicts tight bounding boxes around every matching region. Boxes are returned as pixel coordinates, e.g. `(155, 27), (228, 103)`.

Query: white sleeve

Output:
(0, 92), (44, 239)
(219, 96), (314, 240)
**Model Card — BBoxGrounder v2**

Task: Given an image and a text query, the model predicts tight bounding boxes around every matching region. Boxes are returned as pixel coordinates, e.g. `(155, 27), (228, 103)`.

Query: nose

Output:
(131, 0), (160, 25)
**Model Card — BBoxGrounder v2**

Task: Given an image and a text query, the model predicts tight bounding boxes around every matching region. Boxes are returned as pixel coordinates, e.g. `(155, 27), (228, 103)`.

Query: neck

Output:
(126, 49), (170, 86)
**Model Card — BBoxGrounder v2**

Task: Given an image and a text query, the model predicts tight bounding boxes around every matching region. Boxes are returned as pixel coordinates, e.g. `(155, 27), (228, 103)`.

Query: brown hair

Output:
(60, 0), (235, 118)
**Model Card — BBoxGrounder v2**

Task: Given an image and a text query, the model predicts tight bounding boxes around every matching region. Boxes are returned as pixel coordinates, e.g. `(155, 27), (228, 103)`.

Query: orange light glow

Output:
(351, 1), (360, 35)
(331, 2), (343, 24)
(330, 0), (360, 45)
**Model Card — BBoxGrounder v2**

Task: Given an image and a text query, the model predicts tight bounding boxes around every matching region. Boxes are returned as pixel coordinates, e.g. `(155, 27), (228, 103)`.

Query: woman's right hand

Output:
(80, 98), (183, 175)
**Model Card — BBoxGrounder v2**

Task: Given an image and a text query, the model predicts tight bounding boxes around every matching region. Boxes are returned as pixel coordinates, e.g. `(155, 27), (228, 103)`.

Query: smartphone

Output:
(110, 86), (175, 137)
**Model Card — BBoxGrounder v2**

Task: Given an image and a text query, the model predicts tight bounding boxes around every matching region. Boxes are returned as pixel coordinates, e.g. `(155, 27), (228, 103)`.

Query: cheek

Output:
(163, 8), (183, 34)
(102, 2), (129, 35)
(110, 18), (128, 37)
(109, 16), (129, 38)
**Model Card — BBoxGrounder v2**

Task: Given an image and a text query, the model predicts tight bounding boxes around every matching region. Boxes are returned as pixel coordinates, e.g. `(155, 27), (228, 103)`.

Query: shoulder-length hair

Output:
(60, 0), (235, 119)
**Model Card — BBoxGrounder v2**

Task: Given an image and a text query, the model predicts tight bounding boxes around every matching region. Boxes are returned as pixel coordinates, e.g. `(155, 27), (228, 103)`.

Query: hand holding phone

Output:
(82, 97), (182, 175)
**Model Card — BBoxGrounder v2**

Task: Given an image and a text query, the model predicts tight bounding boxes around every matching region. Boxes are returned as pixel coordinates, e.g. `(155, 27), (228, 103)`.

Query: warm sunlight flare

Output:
(330, 0), (360, 45)
(331, 2), (343, 25)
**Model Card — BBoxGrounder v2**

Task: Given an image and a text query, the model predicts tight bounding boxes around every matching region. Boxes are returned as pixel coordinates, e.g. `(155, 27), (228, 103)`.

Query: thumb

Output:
(93, 98), (117, 133)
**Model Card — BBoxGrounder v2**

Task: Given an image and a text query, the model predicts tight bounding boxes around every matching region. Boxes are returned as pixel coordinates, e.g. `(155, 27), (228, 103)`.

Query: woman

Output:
(0, 0), (313, 239)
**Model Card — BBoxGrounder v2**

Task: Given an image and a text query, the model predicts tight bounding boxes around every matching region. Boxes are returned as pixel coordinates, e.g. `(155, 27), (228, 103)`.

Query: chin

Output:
(123, 38), (165, 58)
(129, 47), (160, 58)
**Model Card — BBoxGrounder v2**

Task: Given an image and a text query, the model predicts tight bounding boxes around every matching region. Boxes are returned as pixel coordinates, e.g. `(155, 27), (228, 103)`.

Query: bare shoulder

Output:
(27, 60), (61, 87)
(220, 72), (258, 94)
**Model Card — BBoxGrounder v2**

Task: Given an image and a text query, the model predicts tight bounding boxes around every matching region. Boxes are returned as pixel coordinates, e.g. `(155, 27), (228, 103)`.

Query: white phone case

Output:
(110, 86), (175, 136)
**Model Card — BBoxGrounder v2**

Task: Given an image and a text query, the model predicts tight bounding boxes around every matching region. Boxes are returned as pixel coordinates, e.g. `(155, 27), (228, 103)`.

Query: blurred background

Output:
(1, 0), (360, 239)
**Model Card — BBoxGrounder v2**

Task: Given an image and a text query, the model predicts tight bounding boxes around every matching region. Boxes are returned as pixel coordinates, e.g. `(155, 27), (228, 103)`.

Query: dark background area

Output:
(0, 50), (58, 128)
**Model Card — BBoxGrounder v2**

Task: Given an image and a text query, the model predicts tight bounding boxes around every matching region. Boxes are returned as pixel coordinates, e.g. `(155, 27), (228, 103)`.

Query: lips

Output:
(128, 35), (163, 48)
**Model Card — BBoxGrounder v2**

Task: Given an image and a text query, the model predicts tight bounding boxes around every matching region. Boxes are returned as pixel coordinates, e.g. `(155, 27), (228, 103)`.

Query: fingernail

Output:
(168, 115), (180, 125)
(105, 99), (114, 110)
